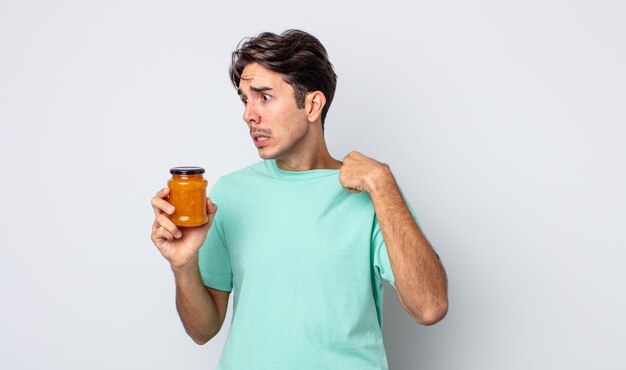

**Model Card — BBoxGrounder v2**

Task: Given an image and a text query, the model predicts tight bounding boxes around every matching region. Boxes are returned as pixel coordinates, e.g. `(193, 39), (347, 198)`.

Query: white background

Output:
(1, 1), (625, 369)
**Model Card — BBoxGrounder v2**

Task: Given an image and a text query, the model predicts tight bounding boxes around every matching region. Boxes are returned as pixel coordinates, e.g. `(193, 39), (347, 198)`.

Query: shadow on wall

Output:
(383, 281), (450, 370)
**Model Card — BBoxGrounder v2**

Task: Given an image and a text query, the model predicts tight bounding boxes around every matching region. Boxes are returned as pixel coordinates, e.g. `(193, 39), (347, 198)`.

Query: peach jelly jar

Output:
(167, 167), (209, 227)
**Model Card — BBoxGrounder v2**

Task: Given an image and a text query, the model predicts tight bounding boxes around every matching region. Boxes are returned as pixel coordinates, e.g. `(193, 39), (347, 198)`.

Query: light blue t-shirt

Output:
(198, 159), (420, 370)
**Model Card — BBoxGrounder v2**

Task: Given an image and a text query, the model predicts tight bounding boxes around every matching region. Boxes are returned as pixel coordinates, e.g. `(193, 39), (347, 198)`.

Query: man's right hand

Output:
(150, 188), (218, 271)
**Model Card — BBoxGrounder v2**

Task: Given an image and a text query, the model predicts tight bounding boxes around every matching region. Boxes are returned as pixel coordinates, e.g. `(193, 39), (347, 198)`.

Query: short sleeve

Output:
(371, 188), (421, 289)
(198, 178), (233, 292)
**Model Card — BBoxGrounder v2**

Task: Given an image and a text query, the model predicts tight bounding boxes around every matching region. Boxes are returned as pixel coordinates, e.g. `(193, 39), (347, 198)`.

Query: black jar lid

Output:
(170, 166), (205, 175)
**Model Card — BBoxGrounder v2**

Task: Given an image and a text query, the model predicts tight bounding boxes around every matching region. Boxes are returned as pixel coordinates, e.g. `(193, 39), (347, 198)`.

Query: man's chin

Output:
(257, 149), (277, 160)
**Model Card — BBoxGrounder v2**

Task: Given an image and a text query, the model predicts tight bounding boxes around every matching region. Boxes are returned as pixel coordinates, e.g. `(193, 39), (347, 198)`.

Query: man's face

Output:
(237, 62), (310, 160)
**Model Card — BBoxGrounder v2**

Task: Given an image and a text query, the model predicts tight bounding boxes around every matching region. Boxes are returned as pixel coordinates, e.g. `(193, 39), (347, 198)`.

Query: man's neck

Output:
(272, 119), (343, 171)
(275, 127), (342, 171)
(276, 155), (342, 171)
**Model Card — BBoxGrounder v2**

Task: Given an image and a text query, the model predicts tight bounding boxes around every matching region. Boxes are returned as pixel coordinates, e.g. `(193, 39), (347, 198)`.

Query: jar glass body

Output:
(167, 173), (208, 227)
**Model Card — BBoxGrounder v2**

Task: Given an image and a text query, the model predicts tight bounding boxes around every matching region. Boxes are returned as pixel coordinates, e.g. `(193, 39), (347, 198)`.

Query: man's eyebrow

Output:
(237, 86), (273, 96)
(251, 86), (273, 93)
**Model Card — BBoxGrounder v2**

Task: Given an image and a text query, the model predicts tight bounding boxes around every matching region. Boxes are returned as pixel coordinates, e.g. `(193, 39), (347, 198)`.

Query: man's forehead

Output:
(242, 62), (284, 81)
(239, 76), (274, 87)
(237, 85), (273, 96)
(238, 64), (286, 94)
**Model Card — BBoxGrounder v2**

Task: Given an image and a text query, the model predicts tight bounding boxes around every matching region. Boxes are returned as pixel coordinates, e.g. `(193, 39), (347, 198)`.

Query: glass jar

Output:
(167, 166), (209, 227)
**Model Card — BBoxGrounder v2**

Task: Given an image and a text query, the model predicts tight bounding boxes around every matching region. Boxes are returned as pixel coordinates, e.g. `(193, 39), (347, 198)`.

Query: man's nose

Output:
(243, 101), (260, 125)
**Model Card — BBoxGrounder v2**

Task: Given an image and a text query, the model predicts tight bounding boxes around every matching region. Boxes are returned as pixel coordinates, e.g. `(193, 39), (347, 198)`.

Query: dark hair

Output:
(229, 29), (338, 129)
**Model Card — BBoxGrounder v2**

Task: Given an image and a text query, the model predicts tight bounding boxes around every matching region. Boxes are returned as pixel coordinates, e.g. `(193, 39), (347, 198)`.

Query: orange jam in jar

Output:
(167, 167), (209, 227)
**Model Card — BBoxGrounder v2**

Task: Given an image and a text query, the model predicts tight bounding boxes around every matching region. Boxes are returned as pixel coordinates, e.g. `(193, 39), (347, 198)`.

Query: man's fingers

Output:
(157, 214), (182, 239)
(155, 187), (170, 198)
(343, 186), (362, 193)
(155, 226), (175, 243)
(151, 192), (175, 216)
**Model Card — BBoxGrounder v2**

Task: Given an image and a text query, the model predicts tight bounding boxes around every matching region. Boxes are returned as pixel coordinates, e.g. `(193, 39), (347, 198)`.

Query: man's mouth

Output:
(251, 129), (272, 148)
(254, 135), (270, 147)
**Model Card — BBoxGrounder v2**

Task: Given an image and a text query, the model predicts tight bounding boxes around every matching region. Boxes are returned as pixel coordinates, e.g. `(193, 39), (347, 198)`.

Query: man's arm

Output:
(151, 189), (230, 342)
(174, 259), (230, 344)
(368, 168), (448, 325)
(339, 151), (448, 325)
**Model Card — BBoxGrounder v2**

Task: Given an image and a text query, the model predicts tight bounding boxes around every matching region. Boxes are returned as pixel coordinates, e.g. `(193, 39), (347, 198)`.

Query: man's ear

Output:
(305, 91), (326, 123)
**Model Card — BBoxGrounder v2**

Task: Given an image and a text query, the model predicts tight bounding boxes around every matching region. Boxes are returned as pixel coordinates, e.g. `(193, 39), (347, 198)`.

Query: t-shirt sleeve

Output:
(198, 178), (233, 292)
(371, 187), (421, 289)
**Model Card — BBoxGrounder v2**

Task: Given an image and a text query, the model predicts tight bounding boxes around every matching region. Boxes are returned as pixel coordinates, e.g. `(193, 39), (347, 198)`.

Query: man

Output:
(151, 29), (448, 369)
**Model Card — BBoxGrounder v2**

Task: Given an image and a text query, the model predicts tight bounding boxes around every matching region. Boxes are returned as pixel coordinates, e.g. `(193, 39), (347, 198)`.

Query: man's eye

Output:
(261, 94), (272, 101)
(241, 98), (248, 105)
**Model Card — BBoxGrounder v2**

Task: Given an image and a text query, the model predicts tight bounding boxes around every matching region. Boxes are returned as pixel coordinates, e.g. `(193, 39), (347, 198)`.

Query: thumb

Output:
(202, 198), (217, 229)
(206, 197), (218, 215)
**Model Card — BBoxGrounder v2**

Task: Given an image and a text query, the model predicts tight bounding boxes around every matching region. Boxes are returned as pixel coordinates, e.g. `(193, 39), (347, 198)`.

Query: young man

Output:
(151, 29), (448, 369)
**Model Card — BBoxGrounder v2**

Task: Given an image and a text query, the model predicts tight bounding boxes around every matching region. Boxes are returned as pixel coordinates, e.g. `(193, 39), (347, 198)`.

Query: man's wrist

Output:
(171, 255), (200, 277)
(367, 164), (396, 195)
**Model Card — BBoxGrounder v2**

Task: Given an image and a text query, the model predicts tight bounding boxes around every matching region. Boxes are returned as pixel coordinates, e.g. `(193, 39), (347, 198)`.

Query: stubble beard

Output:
(265, 121), (310, 163)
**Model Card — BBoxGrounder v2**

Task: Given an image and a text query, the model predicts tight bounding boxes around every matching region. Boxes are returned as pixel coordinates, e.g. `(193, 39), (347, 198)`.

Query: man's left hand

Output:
(338, 151), (392, 193)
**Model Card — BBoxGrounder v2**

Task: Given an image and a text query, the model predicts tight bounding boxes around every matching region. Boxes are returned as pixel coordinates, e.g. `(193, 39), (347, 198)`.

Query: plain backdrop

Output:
(1, 1), (625, 369)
